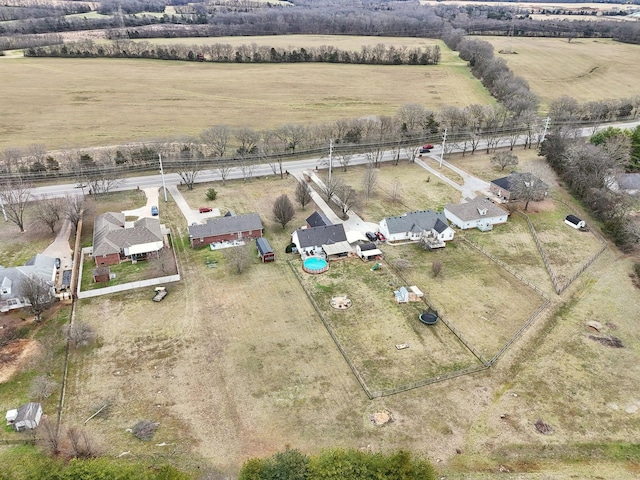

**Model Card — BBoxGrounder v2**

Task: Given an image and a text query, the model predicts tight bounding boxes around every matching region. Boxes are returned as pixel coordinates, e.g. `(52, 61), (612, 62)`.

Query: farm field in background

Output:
(479, 36), (640, 110)
(0, 38), (492, 151)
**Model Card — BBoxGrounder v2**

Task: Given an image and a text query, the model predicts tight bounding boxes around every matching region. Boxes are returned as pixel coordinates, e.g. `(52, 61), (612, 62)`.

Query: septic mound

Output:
(330, 296), (352, 309)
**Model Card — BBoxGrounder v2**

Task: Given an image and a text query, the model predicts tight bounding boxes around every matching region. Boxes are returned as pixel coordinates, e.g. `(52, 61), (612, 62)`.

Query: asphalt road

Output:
(31, 119), (640, 200)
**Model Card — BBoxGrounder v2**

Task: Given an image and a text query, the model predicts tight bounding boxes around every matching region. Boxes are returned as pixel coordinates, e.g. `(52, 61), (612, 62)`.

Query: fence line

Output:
(76, 232), (181, 299)
(517, 201), (608, 295)
(462, 237), (549, 299)
(287, 260), (374, 399)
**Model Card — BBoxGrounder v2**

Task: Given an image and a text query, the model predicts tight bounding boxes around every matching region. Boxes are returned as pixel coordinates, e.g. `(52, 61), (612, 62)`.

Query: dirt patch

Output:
(526, 198), (555, 213)
(0, 339), (41, 383)
(589, 335), (624, 348)
(369, 409), (394, 426)
(534, 419), (553, 435)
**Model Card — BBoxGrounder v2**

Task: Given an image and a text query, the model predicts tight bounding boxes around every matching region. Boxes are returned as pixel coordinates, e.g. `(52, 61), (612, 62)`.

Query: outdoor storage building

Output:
(256, 237), (275, 262)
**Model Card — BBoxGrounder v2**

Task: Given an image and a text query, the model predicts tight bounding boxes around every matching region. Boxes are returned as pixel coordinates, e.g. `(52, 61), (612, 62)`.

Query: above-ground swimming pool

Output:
(303, 256), (329, 274)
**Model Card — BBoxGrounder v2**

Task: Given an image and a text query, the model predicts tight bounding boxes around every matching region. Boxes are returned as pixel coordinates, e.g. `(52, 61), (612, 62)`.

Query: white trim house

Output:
(444, 197), (509, 230)
(379, 210), (454, 243)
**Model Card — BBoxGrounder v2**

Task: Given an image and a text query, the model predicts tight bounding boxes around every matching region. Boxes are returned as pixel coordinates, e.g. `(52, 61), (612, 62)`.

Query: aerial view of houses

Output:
(1, 2), (640, 479)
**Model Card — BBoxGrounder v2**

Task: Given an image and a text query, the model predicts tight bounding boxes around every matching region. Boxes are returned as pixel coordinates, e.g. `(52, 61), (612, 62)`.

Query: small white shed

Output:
(564, 215), (586, 230)
(6, 402), (42, 431)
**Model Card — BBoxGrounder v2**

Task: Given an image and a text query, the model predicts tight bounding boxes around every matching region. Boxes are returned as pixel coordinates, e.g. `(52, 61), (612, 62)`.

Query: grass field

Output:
(0, 37), (492, 151)
(479, 36), (640, 110)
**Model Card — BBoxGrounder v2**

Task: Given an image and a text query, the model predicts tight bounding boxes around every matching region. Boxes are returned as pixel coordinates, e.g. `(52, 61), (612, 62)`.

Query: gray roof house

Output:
(0, 254), (56, 312)
(444, 197), (509, 230)
(379, 210), (455, 244)
(490, 172), (549, 201)
(306, 211), (333, 228)
(291, 224), (350, 257)
(93, 213), (164, 265)
(188, 213), (264, 248)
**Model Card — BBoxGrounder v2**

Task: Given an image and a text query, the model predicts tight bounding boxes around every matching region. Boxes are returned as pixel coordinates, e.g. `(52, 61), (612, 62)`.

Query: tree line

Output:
(4, 0), (640, 46)
(25, 39), (442, 65)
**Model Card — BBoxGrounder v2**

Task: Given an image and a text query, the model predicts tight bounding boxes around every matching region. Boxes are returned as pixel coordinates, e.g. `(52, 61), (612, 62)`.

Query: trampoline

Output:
(303, 256), (329, 274)
(419, 310), (439, 325)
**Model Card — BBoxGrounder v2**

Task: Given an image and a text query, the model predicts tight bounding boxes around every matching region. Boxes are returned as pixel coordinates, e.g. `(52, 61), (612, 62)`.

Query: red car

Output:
(199, 207), (213, 213)
(423, 144), (434, 150)
(376, 232), (387, 242)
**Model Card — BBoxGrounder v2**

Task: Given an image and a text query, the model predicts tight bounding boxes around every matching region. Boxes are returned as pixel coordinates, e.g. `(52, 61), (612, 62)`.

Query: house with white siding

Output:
(378, 210), (454, 244)
(444, 197), (509, 231)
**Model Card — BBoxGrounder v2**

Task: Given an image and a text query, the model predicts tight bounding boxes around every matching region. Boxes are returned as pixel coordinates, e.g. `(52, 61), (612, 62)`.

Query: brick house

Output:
(188, 213), (264, 248)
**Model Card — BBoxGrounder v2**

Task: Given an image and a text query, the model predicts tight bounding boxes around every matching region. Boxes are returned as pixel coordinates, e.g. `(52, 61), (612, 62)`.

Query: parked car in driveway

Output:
(199, 207), (213, 213)
(55, 258), (61, 269)
(376, 232), (386, 242)
(366, 231), (378, 242)
(151, 206), (159, 216)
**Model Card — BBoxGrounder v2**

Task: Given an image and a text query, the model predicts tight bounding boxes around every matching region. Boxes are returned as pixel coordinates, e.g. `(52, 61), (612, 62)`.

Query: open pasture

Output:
(383, 240), (546, 360)
(297, 258), (480, 392)
(0, 39), (492, 150)
(479, 36), (640, 109)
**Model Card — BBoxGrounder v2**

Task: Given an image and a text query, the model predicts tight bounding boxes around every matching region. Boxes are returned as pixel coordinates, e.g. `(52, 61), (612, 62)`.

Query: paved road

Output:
(30, 119), (640, 201)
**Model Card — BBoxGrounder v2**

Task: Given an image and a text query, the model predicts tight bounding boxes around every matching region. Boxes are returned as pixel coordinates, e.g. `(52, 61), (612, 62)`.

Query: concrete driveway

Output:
(122, 187), (160, 219)
(41, 219), (74, 273)
(167, 185), (220, 226)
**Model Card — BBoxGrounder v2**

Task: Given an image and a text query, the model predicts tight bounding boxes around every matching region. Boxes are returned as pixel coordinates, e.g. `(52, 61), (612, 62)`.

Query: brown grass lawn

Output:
(61, 174), (640, 479)
(0, 38), (492, 151)
(0, 204), (55, 267)
(479, 36), (640, 110)
(316, 161), (462, 223)
(297, 258), (480, 391)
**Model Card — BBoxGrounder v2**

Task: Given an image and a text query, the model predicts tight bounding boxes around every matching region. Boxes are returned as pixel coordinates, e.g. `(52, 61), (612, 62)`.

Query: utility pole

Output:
(439, 127), (447, 168)
(0, 196), (6, 222)
(541, 117), (551, 142)
(328, 139), (333, 183)
(159, 154), (167, 202)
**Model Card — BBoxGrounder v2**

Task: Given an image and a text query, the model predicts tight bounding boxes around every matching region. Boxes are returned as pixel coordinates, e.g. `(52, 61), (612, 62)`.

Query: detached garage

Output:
(564, 215), (586, 230)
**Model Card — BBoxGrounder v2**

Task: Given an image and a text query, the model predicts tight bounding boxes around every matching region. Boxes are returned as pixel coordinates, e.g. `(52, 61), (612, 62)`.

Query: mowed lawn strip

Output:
(298, 259), (479, 391)
(479, 36), (640, 109)
(0, 39), (493, 150)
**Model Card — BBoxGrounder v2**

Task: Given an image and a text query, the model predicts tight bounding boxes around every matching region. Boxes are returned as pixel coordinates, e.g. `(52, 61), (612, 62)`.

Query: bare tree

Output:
(234, 127), (260, 156)
(491, 151), (519, 172)
(63, 322), (96, 348)
(509, 172), (549, 211)
(215, 161), (235, 186)
(275, 124), (307, 154)
(336, 153), (353, 172)
(389, 181), (402, 204)
(432, 260), (443, 278)
(30, 375), (58, 400)
(20, 274), (53, 322)
(393, 258), (413, 271)
(65, 194), (84, 232)
(273, 194), (295, 229)
(2, 147), (23, 173)
(321, 175), (341, 203)
(225, 243), (249, 275)
(362, 164), (378, 201)
(295, 180), (312, 209)
(336, 182), (359, 217)
(175, 143), (201, 190)
(0, 180), (32, 232)
(239, 158), (255, 182)
(35, 196), (64, 233)
(38, 417), (62, 456)
(66, 425), (100, 459)
(201, 125), (231, 158)
(84, 167), (121, 196)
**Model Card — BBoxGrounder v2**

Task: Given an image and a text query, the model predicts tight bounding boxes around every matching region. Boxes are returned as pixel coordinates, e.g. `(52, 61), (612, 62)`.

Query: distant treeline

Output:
(2, 1), (640, 45)
(25, 39), (442, 65)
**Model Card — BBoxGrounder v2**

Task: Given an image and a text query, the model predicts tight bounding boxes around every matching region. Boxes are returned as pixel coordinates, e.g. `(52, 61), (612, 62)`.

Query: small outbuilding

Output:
(356, 242), (382, 261)
(256, 237), (275, 263)
(6, 402), (42, 432)
(564, 214), (586, 230)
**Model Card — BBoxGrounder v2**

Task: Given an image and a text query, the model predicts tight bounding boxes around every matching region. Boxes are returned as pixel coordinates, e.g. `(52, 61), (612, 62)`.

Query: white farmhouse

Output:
(379, 210), (454, 243)
(444, 197), (509, 231)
